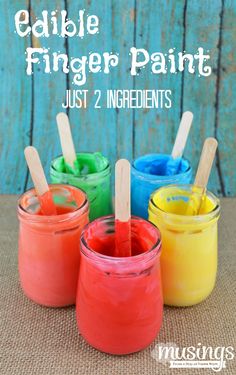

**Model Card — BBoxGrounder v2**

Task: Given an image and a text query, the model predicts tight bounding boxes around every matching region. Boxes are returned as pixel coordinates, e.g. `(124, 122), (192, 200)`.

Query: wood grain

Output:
(0, 1), (235, 196)
(134, 0), (185, 158)
(217, 0), (236, 196)
(181, 0), (222, 194)
(0, 1), (31, 193)
(25, 0), (67, 190)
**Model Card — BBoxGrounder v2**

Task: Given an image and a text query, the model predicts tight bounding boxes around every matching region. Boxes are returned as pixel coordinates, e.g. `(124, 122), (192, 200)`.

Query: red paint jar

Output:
(18, 184), (89, 307)
(76, 215), (163, 354)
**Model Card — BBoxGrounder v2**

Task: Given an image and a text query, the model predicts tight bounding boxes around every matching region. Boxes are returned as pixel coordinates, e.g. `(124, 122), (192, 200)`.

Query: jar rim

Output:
(132, 153), (192, 182)
(18, 184), (89, 223)
(50, 152), (111, 180)
(149, 184), (220, 222)
(80, 215), (161, 263)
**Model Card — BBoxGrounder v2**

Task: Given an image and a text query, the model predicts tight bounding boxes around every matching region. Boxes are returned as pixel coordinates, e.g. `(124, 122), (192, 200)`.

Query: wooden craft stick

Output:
(171, 111), (193, 159)
(194, 137), (218, 189)
(114, 159), (131, 257)
(24, 146), (56, 215)
(186, 137), (218, 215)
(115, 159), (131, 222)
(56, 112), (77, 168)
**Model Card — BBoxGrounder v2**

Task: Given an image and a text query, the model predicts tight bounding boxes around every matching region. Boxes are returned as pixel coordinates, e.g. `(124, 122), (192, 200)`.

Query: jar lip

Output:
(50, 152), (111, 180)
(80, 215), (161, 263)
(18, 184), (89, 222)
(149, 184), (220, 220)
(132, 153), (192, 182)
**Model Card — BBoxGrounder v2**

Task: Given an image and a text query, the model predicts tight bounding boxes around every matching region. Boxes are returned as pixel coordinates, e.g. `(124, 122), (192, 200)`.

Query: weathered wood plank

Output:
(133, 0), (185, 158)
(0, 1), (31, 193)
(112, 1), (135, 161)
(25, 0), (67, 189)
(0, 0), (235, 196)
(217, 0), (236, 196)
(182, 1), (222, 195)
(65, 0), (134, 191)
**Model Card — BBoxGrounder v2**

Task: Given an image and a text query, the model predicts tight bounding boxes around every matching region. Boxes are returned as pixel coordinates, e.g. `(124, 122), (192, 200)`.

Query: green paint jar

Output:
(50, 152), (112, 221)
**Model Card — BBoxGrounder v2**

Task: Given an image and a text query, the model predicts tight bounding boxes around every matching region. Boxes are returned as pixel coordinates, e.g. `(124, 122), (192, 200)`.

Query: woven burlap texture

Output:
(0, 196), (235, 375)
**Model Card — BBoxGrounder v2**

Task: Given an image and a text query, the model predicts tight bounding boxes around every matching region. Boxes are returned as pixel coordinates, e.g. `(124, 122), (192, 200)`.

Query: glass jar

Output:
(148, 184), (220, 307)
(18, 184), (89, 307)
(131, 154), (192, 219)
(50, 152), (112, 221)
(76, 215), (163, 355)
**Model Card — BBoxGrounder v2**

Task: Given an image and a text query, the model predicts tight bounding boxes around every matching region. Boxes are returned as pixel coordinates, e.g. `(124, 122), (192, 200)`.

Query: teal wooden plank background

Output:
(0, 0), (235, 195)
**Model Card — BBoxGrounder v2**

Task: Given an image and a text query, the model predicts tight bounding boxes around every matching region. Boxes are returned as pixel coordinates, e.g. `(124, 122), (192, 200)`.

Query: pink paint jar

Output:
(18, 184), (89, 307)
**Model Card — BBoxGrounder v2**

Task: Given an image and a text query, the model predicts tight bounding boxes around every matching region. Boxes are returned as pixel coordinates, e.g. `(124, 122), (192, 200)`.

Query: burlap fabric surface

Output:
(0, 196), (235, 375)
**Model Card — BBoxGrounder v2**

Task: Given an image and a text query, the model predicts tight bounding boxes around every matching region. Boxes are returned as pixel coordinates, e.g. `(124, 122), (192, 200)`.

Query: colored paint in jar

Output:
(131, 154), (192, 219)
(18, 184), (89, 307)
(50, 152), (112, 221)
(76, 215), (163, 355)
(148, 184), (220, 307)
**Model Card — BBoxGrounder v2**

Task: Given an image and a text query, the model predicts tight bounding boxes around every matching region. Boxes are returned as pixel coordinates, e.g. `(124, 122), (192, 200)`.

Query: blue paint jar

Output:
(131, 154), (192, 219)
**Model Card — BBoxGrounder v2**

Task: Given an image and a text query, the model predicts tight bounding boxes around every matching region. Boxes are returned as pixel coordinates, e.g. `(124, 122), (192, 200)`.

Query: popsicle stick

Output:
(171, 111), (193, 159)
(194, 137), (218, 188)
(24, 146), (57, 215)
(186, 137), (218, 215)
(56, 112), (77, 169)
(114, 159), (131, 257)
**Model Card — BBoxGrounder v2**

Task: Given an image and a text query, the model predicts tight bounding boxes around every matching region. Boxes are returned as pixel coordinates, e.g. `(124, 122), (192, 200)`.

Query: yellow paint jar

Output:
(148, 184), (220, 307)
